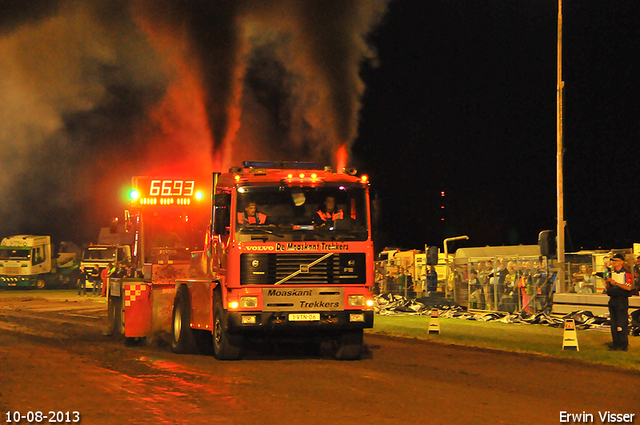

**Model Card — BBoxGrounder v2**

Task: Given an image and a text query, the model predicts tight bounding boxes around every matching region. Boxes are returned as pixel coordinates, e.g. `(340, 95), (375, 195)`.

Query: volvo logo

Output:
(252, 260), (260, 268)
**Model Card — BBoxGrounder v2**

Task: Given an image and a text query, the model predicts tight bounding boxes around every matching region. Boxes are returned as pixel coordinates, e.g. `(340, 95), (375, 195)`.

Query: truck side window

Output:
(117, 248), (127, 265)
(32, 246), (45, 265)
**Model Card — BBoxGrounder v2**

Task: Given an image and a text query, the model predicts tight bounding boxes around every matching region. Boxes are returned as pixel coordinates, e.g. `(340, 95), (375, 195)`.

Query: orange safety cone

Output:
(428, 309), (440, 334)
(562, 318), (579, 351)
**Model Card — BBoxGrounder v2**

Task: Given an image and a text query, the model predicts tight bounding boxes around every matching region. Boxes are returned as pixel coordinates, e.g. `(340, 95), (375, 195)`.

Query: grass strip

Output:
(368, 314), (640, 370)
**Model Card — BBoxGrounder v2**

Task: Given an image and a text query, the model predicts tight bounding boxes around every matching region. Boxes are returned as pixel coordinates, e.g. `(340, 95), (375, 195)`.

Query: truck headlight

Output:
(241, 296), (258, 308)
(348, 295), (365, 307)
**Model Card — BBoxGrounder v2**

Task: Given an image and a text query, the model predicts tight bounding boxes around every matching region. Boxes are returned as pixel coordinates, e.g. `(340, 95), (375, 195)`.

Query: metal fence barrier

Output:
(376, 255), (557, 314)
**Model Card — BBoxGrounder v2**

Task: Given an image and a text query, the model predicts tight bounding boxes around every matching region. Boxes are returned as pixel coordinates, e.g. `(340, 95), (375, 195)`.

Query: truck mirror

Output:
(109, 218), (119, 234)
(538, 230), (556, 258)
(427, 246), (439, 266)
(214, 207), (229, 235)
(124, 210), (132, 233)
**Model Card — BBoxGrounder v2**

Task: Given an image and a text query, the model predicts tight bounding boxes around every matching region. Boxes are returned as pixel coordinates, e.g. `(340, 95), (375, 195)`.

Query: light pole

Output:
(556, 0), (566, 289)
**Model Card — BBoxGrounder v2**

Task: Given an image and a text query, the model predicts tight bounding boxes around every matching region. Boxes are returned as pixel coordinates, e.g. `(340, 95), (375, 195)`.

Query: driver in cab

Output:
(314, 196), (344, 227)
(238, 201), (267, 225)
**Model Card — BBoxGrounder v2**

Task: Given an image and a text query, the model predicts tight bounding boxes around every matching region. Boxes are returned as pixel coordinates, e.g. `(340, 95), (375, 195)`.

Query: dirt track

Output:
(1, 291), (638, 425)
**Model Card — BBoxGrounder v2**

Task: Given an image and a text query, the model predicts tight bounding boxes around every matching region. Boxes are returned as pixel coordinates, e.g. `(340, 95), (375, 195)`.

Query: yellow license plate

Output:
(289, 313), (320, 322)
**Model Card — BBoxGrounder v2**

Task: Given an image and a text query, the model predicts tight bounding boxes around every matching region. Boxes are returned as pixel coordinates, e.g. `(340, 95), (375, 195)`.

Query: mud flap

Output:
(106, 278), (125, 336)
(123, 279), (151, 338)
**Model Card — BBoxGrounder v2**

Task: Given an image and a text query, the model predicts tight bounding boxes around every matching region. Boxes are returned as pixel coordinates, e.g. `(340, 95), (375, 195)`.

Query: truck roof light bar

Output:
(240, 161), (320, 170)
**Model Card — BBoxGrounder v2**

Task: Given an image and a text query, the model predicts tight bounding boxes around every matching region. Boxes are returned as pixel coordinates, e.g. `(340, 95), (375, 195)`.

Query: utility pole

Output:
(556, 0), (566, 289)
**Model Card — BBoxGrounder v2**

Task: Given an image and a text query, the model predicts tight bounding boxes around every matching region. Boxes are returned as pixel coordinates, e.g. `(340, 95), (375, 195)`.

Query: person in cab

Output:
(314, 196), (344, 227)
(237, 202), (267, 225)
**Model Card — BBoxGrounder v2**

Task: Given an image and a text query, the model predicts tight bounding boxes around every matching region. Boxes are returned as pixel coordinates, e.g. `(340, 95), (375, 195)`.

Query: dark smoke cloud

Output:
(0, 0), (389, 244)
(229, 0), (390, 166)
(0, 0), (168, 242)
(0, 0), (61, 35)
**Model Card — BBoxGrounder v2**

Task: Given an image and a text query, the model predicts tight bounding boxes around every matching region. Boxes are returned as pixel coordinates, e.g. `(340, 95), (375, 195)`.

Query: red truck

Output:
(121, 162), (374, 360)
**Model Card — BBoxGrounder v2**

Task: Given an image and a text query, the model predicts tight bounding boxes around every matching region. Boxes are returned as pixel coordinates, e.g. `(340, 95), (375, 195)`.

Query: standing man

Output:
(605, 253), (633, 351)
(90, 265), (102, 296)
(100, 263), (112, 297)
(426, 265), (438, 294)
(77, 265), (87, 296)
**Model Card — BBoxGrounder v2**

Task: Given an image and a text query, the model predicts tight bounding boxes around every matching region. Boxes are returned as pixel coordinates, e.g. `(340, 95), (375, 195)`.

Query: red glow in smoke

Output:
(336, 144), (348, 173)
(131, 5), (214, 179)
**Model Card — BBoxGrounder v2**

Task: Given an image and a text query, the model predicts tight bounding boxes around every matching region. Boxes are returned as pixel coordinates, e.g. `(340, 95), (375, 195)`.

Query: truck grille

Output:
(241, 253), (366, 285)
(2, 267), (22, 275)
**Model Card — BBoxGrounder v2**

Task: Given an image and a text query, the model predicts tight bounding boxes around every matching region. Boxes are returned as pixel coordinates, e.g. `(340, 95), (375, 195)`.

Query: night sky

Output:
(354, 0), (640, 252)
(0, 0), (638, 254)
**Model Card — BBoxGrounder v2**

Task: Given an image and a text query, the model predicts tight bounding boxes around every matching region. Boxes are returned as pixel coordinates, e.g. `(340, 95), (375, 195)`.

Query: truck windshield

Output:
(82, 247), (117, 261)
(236, 185), (369, 242)
(141, 211), (211, 262)
(0, 248), (31, 260)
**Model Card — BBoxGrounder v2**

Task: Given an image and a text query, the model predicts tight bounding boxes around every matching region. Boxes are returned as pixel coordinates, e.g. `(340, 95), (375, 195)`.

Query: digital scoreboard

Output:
(130, 177), (205, 207)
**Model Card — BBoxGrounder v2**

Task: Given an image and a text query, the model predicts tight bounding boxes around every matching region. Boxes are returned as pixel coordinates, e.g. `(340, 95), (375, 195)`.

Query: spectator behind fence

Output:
(486, 258), (504, 310)
(468, 269), (482, 309)
(631, 255), (640, 337)
(473, 262), (484, 309)
(506, 261), (519, 313)
(426, 265), (438, 294)
(520, 267), (534, 313)
(593, 255), (612, 294)
(397, 267), (406, 292)
(385, 273), (393, 293)
(481, 260), (493, 310)
(573, 264), (595, 294)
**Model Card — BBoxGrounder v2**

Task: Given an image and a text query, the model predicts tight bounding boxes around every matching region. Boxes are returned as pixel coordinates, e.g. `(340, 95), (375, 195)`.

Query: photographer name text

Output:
(560, 411), (635, 423)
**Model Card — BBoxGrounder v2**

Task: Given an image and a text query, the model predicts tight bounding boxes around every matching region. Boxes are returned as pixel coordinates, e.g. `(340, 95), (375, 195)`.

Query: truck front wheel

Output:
(36, 278), (46, 289)
(213, 302), (243, 360)
(333, 329), (363, 360)
(171, 287), (197, 354)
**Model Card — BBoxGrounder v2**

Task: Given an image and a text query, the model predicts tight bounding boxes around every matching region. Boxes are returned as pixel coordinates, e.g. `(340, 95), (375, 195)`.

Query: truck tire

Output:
(212, 295), (243, 360)
(171, 287), (198, 354)
(333, 329), (363, 360)
(36, 278), (46, 289)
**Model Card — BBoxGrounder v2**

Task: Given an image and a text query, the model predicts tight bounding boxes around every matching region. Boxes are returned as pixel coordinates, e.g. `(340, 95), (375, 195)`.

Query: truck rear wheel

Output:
(213, 299), (243, 360)
(171, 287), (197, 354)
(333, 329), (363, 360)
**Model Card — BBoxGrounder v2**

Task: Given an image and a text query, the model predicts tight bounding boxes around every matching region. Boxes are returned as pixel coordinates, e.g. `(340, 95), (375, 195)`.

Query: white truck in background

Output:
(0, 235), (79, 288)
(80, 222), (135, 289)
(80, 245), (132, 289)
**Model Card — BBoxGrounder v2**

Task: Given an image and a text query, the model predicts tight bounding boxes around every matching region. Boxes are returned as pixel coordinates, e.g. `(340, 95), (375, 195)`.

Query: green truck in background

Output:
(0, 235), (79, 289)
